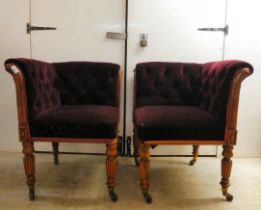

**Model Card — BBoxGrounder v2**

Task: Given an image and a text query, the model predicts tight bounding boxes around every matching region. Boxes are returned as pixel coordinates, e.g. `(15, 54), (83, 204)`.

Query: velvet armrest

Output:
(200, 60), (253, 144)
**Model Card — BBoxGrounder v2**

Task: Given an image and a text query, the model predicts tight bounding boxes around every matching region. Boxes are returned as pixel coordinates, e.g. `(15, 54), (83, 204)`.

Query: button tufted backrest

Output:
(135, 62), (202, 107)
(135, 61), (253, 122)
(197, 60), (253, 120)
(5, 59), (120, 122)
(53, 62), (120, 106)
(5, 58), (61, 121)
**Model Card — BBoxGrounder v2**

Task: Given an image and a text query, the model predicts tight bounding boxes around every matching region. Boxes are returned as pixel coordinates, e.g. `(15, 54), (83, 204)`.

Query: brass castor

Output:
(29, 189), (35, 201)
(143, 192), (152, 204)
(189, 159), (197, 166)
(224, 193), (233, 202)
(109, 191), (118, 202)
(134, 156), (139, 167)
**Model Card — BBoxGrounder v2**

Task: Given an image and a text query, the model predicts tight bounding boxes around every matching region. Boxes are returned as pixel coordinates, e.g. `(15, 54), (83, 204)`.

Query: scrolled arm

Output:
(198, 60), (253, 124)
(224, 67), (253, 144)
(200, 60), (253, 144)
(5, 63), (30, 142)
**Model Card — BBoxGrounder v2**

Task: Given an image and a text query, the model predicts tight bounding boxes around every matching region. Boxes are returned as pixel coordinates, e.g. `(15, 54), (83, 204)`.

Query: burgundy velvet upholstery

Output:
(54, 62), (119, 106)
(134, 61), (253, 141)
(134, 106), (224, 140)
(5, 58), (120, 139)
(5, 59), (61, 120)
(30, 105), (119, 138)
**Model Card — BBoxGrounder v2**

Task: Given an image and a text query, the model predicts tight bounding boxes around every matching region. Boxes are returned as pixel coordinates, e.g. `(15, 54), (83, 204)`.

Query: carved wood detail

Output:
(220, 144), (234, 201)
(106, 140), (117, 191)
(139, 144), (150, 193)
(22, 141), (35, 200)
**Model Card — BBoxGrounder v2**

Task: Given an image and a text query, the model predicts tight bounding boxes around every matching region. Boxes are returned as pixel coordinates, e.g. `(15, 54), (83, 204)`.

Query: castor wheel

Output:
(143, 192), (152, 204)
(225, 193), (233, 202)
(134, 156), (139, 167)
(29, 189), (35, 201)
(109, 191), (118, 202)
(189, 159), (196, 166)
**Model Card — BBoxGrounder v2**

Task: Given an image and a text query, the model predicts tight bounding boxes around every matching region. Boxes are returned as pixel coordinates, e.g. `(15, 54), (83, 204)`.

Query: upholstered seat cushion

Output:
(30, 105), (119, 139)
(134, 105), (225, 141)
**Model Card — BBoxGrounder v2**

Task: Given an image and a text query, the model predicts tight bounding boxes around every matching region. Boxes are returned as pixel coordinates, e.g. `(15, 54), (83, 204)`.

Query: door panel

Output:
(127, 0), (227, 155)
(30, 0), (126, 153)
(224, 0), (261, 157)
(0, 0), (30, 152)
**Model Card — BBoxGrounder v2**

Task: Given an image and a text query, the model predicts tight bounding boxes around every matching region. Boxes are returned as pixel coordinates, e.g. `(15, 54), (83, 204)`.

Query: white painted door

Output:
(127, 0), (228, 155)
(0, 0), (30, 152)
(30, 0), (126, 153)
(30, 0), (227, 155)
(224, 0), (261, 157)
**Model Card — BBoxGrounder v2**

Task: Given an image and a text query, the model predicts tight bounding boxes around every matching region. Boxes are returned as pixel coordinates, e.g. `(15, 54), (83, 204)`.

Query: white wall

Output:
(0, 0), (30, 152)
(224, 0), (261, 157)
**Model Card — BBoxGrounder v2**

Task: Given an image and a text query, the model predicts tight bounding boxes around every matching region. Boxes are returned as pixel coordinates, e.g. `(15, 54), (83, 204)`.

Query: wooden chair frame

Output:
(132, 67), (252, 203)
(5, 63), (122, 202)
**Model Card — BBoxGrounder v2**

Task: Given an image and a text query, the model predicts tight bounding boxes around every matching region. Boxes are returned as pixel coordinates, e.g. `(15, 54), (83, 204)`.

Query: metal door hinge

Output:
(27, 23), (57, 34)
(198, 24), (229, 35)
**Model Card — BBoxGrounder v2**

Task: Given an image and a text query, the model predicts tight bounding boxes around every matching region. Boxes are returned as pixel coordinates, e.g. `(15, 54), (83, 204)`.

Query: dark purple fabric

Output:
(135, 61), (253, 122)
(134, 60), (253, 141)
(134, 106), (225, 141)
(30, 105), (119, 138)
(135, 62), (202, 107)
(53, 62), (119, 106)
(198, 60), (253, 120)
(5, 58), (120, 138)
(5, 58), (61, 120)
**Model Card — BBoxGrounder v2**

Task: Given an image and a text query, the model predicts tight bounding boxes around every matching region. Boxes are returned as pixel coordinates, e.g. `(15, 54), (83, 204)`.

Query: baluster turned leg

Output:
(189, 145), (199, 166)
(52, 142), (59, 165)
(139, 144), (152, 203)
(106, 141), (118, 202)
(23, 141), (36, 201)
(133, 131), (140, 167)
(220, 144), (234, 201)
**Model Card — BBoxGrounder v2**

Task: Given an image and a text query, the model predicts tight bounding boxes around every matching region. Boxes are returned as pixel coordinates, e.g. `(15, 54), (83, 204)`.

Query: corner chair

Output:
(5, 58), (121, 202)
(132, 60), (253, 203)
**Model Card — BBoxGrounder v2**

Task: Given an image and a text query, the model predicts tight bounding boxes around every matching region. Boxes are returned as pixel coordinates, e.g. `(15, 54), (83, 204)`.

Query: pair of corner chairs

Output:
(5, 58), (253, 203)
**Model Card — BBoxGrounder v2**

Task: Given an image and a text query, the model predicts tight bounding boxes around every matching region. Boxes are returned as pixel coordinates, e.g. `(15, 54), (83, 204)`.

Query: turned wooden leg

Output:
(106, 141), (118, 202)
(22, 141), (36, 201)
(133, 131), (140, 167)
(220, 144), (234, 202)
(52, 142), (59, 165)
(189, 145), (199, 166)
(139, 144), (152, 203)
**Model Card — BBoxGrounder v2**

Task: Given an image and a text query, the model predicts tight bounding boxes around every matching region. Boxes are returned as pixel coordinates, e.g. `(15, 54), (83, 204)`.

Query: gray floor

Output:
(0, 152), (261, 210)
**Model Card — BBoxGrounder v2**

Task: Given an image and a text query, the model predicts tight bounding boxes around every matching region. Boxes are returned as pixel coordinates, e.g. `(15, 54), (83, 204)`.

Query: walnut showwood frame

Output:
(133, 67), (252, 203)
(6, 63), (122, 202)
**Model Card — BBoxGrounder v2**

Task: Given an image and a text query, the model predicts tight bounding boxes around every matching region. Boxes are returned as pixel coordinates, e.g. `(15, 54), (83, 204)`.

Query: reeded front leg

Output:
(52, 142), (59, 165)
(220, 144), (234, 201)
(106, 140), (118, 202)
(189, 145), (199, 166)
(139, 144), (152, 203)
(22, 141), (36, 201)
(133, 131), (140, 166)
